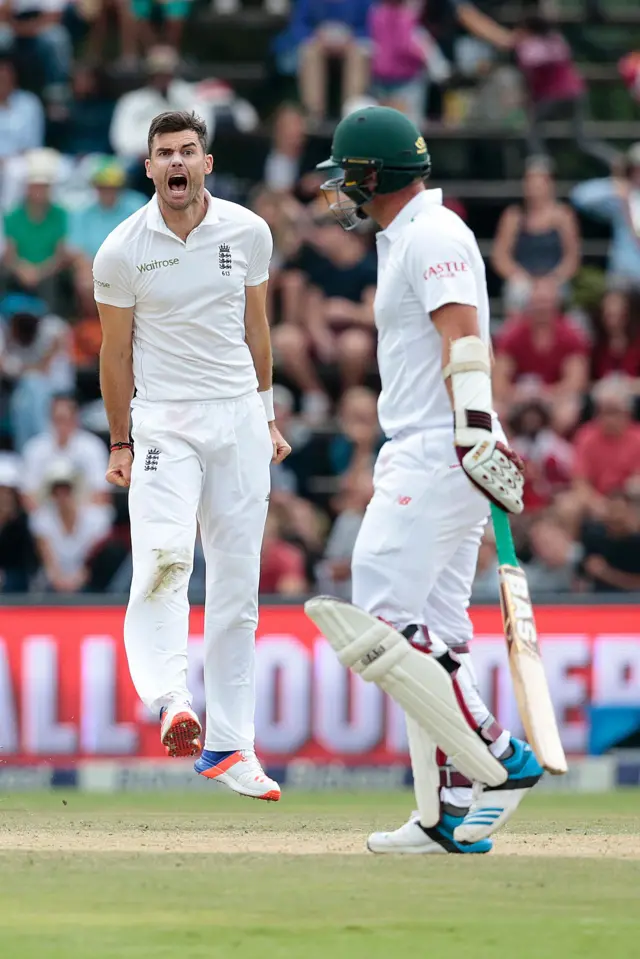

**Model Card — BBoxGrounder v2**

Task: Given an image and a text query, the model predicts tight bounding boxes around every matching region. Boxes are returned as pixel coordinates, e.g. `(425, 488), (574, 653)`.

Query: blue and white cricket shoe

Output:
(367, 811), (492, 855)
(195, 749), (281, 801)
(454, 737), (543, 844)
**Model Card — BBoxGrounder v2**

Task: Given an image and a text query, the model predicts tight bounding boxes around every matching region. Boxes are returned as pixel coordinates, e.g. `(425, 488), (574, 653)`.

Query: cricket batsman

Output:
(305, 106), (543, 853)
(94, 110), (289, 801)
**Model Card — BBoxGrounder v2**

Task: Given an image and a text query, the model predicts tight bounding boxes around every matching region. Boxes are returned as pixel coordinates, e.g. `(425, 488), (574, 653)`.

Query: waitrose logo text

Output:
(137, 258), (180, 273)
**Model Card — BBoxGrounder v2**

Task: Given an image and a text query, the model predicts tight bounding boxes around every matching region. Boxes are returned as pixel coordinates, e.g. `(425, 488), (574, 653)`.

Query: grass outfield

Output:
(0, 791), (639, 958)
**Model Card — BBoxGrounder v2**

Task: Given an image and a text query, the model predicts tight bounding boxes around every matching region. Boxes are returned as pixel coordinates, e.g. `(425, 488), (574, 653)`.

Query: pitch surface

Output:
(1, 790), (639, 958)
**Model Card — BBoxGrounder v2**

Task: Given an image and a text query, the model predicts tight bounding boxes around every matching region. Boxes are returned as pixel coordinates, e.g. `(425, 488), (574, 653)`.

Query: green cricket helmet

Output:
(317, 106), (432, 230)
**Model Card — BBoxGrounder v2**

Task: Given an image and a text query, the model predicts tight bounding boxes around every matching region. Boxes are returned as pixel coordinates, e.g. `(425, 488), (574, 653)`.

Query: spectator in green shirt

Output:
(2, 149), (69, 309)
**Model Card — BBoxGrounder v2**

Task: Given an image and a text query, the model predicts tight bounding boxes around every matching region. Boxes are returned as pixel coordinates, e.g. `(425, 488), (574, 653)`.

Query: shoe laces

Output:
(238, 750), (269, 783)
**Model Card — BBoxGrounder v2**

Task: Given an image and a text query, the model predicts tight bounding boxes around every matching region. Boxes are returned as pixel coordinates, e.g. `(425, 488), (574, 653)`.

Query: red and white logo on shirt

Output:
(423, 261), (468, 281)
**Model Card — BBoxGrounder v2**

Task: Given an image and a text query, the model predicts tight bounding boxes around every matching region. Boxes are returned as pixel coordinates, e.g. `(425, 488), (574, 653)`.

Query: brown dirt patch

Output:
(1, 827), (639, 858)
(497, 834), (640, 859)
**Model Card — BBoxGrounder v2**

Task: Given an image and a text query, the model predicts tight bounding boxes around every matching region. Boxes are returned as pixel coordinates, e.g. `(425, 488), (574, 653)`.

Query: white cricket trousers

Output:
(124, 391), (272, 751)
(352, 427), (511, 786)
(352, 427), (488, 641)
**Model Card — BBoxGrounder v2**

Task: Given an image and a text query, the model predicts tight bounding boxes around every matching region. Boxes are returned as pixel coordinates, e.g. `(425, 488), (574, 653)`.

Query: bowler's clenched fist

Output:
(106, 448), (133, 487)
(270, 423), (291, 464)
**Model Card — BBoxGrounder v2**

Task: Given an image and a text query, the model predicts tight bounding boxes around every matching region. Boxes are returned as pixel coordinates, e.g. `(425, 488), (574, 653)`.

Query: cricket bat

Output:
(490, 504), (568, 775)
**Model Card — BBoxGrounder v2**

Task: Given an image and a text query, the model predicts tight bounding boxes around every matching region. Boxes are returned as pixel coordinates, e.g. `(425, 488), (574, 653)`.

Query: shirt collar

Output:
(145, 189), (220, 236)
(377, 188), (443, 242)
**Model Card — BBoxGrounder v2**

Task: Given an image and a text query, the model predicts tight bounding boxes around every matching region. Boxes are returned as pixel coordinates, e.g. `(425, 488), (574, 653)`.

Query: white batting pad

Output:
(304, 597), (507, 788)
(406, 717), (441, 828)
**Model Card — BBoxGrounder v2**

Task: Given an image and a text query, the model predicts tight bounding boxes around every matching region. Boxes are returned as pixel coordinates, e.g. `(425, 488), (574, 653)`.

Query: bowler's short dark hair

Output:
(147, 111), (208, 156)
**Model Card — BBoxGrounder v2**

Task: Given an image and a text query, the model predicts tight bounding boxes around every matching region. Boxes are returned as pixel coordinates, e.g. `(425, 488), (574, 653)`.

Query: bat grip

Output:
(490, 504), (519, 568)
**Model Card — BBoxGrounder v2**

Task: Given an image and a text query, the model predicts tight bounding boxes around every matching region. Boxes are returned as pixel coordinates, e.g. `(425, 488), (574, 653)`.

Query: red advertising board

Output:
(1, 605), (639, 763)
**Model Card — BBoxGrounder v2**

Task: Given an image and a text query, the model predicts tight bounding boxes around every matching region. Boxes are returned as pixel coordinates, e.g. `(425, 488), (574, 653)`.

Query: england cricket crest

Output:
(218, 243), (232, 276)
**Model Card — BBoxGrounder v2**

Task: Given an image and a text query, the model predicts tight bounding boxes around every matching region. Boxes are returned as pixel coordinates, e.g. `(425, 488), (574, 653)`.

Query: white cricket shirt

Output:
(93, 190), (272, 403)
(374, 188), (491, 439)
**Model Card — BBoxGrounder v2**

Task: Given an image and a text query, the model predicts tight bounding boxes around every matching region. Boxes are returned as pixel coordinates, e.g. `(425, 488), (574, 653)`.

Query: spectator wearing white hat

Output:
(29, 458), (112, 593)
(2, 148), (69, 307)
(0, 454), (37, 592)
(109, 47), (214, 163)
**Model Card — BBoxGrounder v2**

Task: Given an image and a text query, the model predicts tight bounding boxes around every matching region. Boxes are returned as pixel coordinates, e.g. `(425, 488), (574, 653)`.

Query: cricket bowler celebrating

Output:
(305, 106), (543, 853)
(94, 110), (289, 801)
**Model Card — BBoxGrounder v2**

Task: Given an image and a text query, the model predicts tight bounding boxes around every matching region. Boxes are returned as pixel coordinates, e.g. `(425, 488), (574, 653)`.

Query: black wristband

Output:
(465, 410), (492, 432)
(110, 441), (133, 452)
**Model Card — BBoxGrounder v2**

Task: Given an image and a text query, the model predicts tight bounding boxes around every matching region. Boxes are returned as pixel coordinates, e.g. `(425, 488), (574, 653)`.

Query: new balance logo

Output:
(398, 496), (412, 506)
(137, 258), (179, 273)
(144, 448), (160, 471)
(219, 243), (232, 275)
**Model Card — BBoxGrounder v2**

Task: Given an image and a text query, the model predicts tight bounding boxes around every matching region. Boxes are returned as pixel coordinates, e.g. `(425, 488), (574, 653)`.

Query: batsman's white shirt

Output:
(374, 188), (490, 439)
(353, 189), (497, 644)
(93, 192), (274, 751)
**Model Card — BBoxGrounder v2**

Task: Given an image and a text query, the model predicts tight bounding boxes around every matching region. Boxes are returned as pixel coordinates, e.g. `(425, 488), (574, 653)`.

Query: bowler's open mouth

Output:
(168, 173), (188, 193)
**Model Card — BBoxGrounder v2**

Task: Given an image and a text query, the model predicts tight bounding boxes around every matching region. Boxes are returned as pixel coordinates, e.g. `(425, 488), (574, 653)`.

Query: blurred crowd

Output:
(1, 0), (640, 598)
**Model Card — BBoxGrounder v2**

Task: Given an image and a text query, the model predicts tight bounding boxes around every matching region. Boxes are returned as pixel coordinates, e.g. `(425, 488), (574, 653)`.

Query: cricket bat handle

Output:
(490, 504), (518, 567)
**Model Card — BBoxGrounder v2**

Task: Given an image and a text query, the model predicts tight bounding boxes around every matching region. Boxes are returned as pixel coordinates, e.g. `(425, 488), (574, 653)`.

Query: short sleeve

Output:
(245, 216), (273, 287)
(93, 240), (135, 308)
(405, 231), (479, 316)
